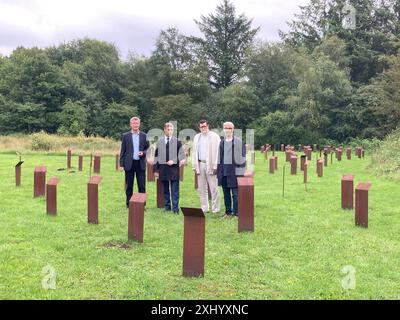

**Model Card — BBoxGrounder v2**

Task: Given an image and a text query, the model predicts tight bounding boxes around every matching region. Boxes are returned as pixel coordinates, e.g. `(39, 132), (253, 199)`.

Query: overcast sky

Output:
(0, 0), (309, 59)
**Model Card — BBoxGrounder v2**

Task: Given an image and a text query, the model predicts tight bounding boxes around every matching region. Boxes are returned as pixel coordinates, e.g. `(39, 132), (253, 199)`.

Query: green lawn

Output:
(0, 151), (399, 299)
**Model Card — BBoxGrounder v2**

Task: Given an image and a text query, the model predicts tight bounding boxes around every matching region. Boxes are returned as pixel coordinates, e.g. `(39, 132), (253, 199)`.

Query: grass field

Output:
(0, 150), (399, 299)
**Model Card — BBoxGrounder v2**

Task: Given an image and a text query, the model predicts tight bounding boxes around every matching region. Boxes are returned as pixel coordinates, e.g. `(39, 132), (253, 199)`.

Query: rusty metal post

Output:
(87, 176), (102, 224)
(115, 153), (120, 171)
(337, 148), (342, 161)
(285, 151), (291, 162)
(180, 164), (184, 182)
(324, 152), (328, 167)
(156, 177), (164, 208)
(15, 161), (24, 187)
(317, 159), (323, 177)
(290, 155), (297, 175)
(147, 161), (155, 182)
(128, 193), (147, 243)
(341, 174), (354, 210)
(306, 148), (312, 161)
(78, 154), (83, 171)
(93, 153), (101, 173)
(355, 182), (372, 228)
(67, 149), (72, 169)
(194, 171), (198, 189)
(237, 176), (254, 232)
(181, 207), (205, 277)
(269, 157), (275, 174)
(346, 148), (352, 160)
(304, 161), (308, 184)
(300, 155), (306, 171)
(46, 177), (60, 215)
(34, 166), (46, 197)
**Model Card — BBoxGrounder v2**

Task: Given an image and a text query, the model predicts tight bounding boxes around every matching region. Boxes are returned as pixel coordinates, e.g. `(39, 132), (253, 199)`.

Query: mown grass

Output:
(0, 150), (399, 300)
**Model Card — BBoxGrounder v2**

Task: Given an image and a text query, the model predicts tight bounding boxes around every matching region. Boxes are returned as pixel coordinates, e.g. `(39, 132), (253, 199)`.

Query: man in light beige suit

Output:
(192, 119), (221, 213)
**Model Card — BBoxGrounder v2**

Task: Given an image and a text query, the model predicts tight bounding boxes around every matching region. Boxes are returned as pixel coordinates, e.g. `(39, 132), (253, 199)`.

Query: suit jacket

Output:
(217, 137), (246, 188)
(120, 131), (149, 171)
(191, 130), (221, 175)
(154, 136), (185, 181)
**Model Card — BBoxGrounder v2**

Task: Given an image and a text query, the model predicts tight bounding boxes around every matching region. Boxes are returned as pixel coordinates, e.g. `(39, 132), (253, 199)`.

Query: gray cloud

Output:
(0, 0), (309, 58)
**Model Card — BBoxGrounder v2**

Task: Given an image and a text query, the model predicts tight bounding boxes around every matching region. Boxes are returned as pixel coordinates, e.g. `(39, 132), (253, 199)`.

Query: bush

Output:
(31, 131), (54, 151)
(347, 137), (382, 150)
(370, 128), (400, 180)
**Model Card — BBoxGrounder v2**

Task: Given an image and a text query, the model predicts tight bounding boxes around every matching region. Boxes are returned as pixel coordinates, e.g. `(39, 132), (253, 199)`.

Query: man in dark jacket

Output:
(154, 122), (186, 214)
(217, 121), (246, 218)
(120, 117), (149, 208)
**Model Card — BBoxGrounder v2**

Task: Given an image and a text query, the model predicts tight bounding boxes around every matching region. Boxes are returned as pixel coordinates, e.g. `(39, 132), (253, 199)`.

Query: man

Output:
(192, 119), (221, 213)
(217, 122), (246, 218)
(154, 123), (186, 214)
(120, 117), (149, 208)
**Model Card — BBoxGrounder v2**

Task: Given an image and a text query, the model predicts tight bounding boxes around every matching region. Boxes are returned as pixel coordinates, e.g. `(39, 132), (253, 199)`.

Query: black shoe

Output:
(164, 208), (171, 213)
(173, 211), (179, 215)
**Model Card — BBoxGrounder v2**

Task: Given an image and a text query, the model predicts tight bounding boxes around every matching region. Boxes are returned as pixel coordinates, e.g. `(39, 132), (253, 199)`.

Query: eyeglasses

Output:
(224, 128), (233, 130)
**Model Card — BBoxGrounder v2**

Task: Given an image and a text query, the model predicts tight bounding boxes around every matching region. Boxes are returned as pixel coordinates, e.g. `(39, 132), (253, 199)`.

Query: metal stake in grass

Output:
(16, 151), (22, 164)
(282, 164), (285, 198)
(89, 152), (93, 179)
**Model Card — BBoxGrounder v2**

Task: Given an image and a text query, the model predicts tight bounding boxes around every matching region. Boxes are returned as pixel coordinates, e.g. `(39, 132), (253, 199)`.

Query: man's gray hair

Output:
(130, 116), (140, 122)
(223, 121), (234, 128)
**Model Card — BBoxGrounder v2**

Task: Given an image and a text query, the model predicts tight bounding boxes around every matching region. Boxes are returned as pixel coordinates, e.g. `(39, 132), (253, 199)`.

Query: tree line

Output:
(0, 0), (399, 146)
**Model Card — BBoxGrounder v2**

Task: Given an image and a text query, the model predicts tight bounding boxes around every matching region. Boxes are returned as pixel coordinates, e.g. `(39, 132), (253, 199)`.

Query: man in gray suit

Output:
(154, 122), (186, 214)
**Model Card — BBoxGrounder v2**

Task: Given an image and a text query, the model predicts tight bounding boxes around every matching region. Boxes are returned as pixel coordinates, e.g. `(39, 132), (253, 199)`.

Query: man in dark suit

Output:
(120, 117), (149, 208)
(217, 121), (246, 218)
(154, 122), (186, 214)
